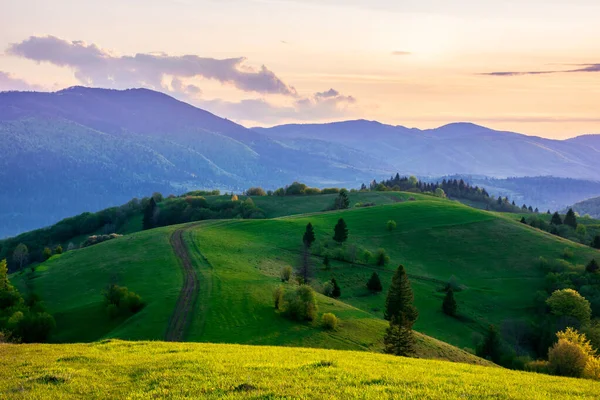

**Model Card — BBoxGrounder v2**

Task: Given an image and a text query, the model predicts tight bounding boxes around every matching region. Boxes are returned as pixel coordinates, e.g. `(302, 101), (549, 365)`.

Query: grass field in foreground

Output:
(1, 340), (599, 399)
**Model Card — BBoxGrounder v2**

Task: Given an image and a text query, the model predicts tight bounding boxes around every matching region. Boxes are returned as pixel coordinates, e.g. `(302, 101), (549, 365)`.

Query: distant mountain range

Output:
(1, 86), (599, 237)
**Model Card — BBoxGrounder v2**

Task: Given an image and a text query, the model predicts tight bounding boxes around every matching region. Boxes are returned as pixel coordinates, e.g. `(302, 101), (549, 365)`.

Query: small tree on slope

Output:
(333, 218), (348, 244)
(303, 223), (315, 248)
(383, 265), (418, 357)
(442, 287), (458, 317)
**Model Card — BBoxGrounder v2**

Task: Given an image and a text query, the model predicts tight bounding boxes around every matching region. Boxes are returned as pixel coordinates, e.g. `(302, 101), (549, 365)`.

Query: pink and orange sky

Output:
(1, 0), (599, 138)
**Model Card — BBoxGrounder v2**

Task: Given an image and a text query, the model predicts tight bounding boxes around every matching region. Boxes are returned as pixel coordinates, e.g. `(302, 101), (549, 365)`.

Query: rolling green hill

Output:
(2, 340), (599, 399)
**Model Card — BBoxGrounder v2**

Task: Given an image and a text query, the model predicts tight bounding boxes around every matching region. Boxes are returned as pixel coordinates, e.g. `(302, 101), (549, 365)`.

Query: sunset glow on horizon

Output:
(1, 0), (599, 138)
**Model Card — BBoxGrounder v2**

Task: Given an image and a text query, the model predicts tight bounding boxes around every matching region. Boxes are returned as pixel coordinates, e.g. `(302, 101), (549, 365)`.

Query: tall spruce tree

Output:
(384, 265), (418, 324)
(143, 197), (157, 230)
(586, 259), (599, 273)
(333, 218), (349, 243)
(592, 235), (600, 250)
(383, 319), (415, 356)
(331, 278), (341, 298)
(551, 211), (563, 226)
(334, 189), (350, 210)
(442, 288), (457, 316)
(564, 208), (577, 229)
(366, 272), (383, 293)
(303, 223), (316, 248)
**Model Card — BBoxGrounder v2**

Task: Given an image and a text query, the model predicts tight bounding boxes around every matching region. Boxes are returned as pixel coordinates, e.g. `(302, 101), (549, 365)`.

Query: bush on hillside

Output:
(548, 328), (595, 378)
(81, 233), (123, 248)
(273, 286), (285, 309)
(245, 187), (267, 196)
(280, 266), (293, 282)
(375, 248), (390, 266)
(281, 285), (318, 321)
(322, 313), (338, 330)
(546, 289), (591, 327)
(103, 284), (144, 319)
(387, 220), (397, 231)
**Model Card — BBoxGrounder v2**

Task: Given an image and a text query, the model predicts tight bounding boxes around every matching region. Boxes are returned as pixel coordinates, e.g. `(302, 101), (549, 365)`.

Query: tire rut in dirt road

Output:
(165, 225), (200, 342)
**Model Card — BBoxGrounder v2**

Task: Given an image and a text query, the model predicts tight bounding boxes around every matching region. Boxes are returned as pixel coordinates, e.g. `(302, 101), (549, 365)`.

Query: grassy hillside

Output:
(186, 198), (599, 349)
(2, 340), (599, 399)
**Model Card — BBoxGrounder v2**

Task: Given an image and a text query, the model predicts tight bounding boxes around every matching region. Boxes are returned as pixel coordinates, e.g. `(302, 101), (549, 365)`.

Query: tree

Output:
(375, 248), (390, 266)
(442, 288), (458, 317)
(334, 189), (350, 210)
(303, 223), (316, 248)
(476, 325), (503, 364)
(322, 255), (330, 270)
(362, 250), (372, 264)
(297, 246), (312, 284)
(520, 217), (527, 224)
(564, 208), (577, 229)
(331, 278), (341, 298)
(383, 319), (415, 356)
(42, 247), (52, 261)
(592, 235), (600, 250)
(586, 259), (599, 274)
(54, 245), (63, 255)
(12, 244), (29, 271)
(142, 197), (157, 230)
(548, 328), (596, 378)
(434, 188), (446, 198)
(333, 218), (348, 244)
(280, 266), (293, 282)
(322, 313), (338, 330)
(551, 212), (563, 225)
(246, 187), (267, 196)
(384, 265), (418, 325)
(387, 220), (397, 231)
(281, 285), (318, 321)
(546, 289), (592, 327)
(366, 272), (383, 293)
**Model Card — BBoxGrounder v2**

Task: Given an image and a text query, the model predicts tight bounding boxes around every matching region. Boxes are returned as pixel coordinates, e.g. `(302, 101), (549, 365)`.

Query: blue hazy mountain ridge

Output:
(0, 86), (599, 237)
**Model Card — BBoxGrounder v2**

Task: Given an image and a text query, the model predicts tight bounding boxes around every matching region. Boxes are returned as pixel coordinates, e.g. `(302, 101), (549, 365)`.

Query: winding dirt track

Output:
(165, 225), (200, 342)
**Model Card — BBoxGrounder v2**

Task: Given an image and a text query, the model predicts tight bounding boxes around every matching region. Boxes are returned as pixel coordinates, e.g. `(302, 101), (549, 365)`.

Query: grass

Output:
(2, 340), (599, 399)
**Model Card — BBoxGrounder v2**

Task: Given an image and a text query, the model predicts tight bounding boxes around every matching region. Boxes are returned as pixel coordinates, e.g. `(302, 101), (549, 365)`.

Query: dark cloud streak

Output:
(481, 63), (600, 76)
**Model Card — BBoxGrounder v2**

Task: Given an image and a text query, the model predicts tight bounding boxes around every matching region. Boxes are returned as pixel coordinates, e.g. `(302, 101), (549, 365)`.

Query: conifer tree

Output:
(442, 288), (457, 316)
(564, 208), (577, 229)
(303, 222), (316, 248)
(383, 319), (415, 356)
(551, 211), (563, 226)
(143, 197), (157, 230)
(331, 278), (341, 298)
(333, 218), (348, 243)
(592, 235), (600, 250)
(586, 259), (599, 273)
(476, 325), (503, 363)
(334, 189), (350, 210)
(384, 265), (418, 324)
(366, 272), (383, 293)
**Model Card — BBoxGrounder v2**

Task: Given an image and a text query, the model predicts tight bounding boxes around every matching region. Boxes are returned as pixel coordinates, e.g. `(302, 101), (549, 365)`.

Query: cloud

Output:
(391, 51), (411, 56)
(0, 71), (43, 91)
(480, 63), (600, 76)
(200, 88), (357, 123)
(7, 35), (297, 96)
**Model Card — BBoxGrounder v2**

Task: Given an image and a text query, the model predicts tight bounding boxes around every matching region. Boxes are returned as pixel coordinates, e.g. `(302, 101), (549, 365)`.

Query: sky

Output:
(1, 0), (599, 138)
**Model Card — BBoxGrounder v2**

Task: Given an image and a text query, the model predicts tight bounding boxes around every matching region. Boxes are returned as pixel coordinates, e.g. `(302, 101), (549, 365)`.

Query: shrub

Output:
(331, 278), (341, 299)
(375, 248), (390, 266)
(43, 247), (52, 260)
(81, 234), (123, 248)
(273, 286), (285, 309)
(386, 220), (397, 231)
(546, 289), (592, 327)
(525, 360), (550, 374)
(321, 188), (340, 194)
(586, 259), (599, 274)
(103, 284), (145, 318)
(366, 272), (383, 293)
(562, 248), (574, 260)
(548, 338), (588, 377)
(323, 281), (334, 297)
(362, 250), (372, 264)
(322, 313), (338, 330)
(281, 285), (318, 321)
(54, 245), (63, 255)
(245, 187), (267, 196)
(304, 188), (321, 195)
(280, 266), (293, 282)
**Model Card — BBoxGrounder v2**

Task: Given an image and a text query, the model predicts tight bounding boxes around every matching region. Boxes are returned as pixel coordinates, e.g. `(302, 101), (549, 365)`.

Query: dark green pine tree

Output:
(335, 189), (350, 210)
(331, 278), (341, 298)
(442, 288), (457, 316)
(303, 222), (316, 248)
(520, 217), (527, 224)
(476, 325), (503, 364)
(366, 272), (383, 293)
(383, 318), (415, 357)
(384, 265), (418, 325)
(586, 259), (599, 273)
(592, 235), (600, 250)
(550, 211), (563, 226)
(142, 197), (157, 230)
(563, 208), (577, 229)
(333, 218), (349, 243)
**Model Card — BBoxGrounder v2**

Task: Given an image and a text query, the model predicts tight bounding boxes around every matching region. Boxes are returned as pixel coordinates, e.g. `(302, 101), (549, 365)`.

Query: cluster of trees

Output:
(103, 284), (145, 319)
(523, 208), (600, 248)
(81, 234), (123, 248)
(0, 259), (55, 343)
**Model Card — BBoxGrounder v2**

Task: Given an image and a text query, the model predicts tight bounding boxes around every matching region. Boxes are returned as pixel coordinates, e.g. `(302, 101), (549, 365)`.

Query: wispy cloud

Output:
(391, 51), (411, 56)
(480, 63), (600, 76)
(0, 71), (43, 91)
(7, 35), (297, 96)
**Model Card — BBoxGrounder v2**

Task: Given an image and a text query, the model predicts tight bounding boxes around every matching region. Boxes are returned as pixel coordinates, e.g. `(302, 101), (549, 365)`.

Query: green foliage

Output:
(333, 189), (350, 210)
(54, 245), (63, 255)
(285, 182), (308, 196)
(551, 212), (563, 226)
(13, 243), (29, 271)
(562, 247), (574, 260)
(246, 187), (267, 196)
(333, 218), (348, 243)
(592, 235), (600, 250)
(564, 209), (578, 229)
(442, 288), (458, 317)
(384, 265), (418, 327)
(386, 220), (397, 231)
(366, 272), (383, 293)
(43, 247), (52, 260)
(273, 286), (285, 309)
(142, 197), (157, 230)
(546, 289), (592, 327)
(476, 325), (503, 364)
(362, 250), (372, 264)
(384, 321), (415, 357)
(303, 223), (316, 248)
(280, 266), (293, 282)
(103, 284), (145, 319)
(548, 328), (596, 378)
(375, 248), (390, 266)
(281, 285), (318, 322)
(321, 313), (338, 330)
(330, 278), (341, 299)
(81, 233), (123, 248)
(586, 259), (599, 274)
(322, 255), (330, 269)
